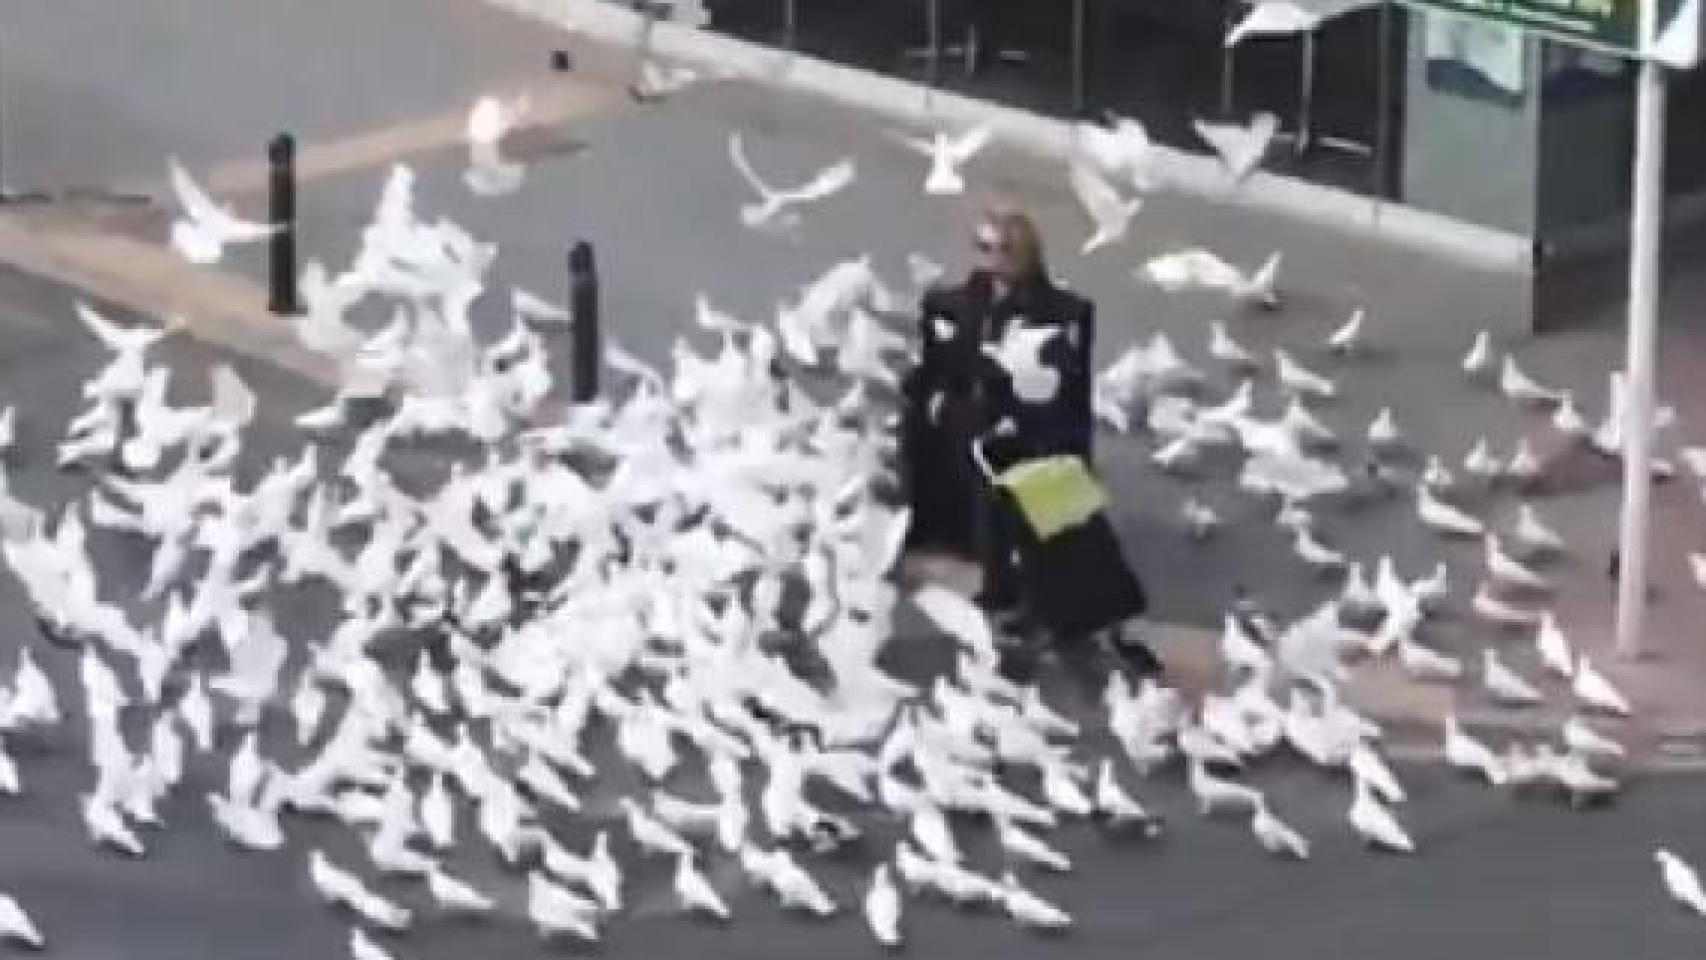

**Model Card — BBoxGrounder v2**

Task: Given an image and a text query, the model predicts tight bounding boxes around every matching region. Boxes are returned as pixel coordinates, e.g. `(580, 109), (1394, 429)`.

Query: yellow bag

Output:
(995, 455), (1107, 541)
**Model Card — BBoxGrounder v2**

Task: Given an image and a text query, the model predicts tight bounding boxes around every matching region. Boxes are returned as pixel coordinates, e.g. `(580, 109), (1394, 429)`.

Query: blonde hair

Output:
(979, 204), (1048, 281)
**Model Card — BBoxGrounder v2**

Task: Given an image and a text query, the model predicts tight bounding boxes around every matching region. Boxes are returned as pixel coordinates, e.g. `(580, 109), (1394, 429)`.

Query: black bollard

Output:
(568, 241), (600, 404)
(267, 133), (302, 316)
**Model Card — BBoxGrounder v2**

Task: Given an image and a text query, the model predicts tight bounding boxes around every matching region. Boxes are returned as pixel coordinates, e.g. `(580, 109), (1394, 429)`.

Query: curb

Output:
(482, 0), (1535, 275)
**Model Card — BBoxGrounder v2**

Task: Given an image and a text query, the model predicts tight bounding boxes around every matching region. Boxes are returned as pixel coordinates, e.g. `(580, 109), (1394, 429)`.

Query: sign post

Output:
(1394, 0), (1697, 657)
(1615, 51), (1664, 658)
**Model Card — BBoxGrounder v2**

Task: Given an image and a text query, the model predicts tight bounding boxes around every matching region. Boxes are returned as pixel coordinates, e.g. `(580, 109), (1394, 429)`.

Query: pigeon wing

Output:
(785, 157), (855, 204)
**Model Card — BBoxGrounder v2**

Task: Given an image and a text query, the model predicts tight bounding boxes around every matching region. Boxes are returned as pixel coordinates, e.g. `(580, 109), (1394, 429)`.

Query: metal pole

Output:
(1372, 2), (1393, 198)
(1221, 2), (1238, 116)
(267, 133), (302, 316)
(1615, 54), (1668, 659)
(568, 241), (601, 404)
(1071, 0), (1087, 115)
(1297, 32), (1317, 155)
(0, 33), (7, 199)
(927, 0), (942, 88)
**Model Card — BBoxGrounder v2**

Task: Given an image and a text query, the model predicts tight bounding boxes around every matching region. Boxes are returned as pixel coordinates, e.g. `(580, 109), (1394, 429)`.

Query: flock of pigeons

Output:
(1, 15), (1706, 956)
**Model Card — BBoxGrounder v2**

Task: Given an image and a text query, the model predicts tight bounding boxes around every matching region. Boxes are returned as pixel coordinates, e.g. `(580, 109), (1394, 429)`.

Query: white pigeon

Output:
(1092, 759), (1161, 833)
(1366, 407), (1401, 449)
(464, 93), (530, 196)
(1421, 455), (1455, 492)
(0, 741), (17, 795)
(1078, 112), (1162, 190)
(1273, 349), (1336, 400)
(892, 125), (992, 195)
(1463, 437), (1503, 481)
(911, 584), (997, 666)
(1486, 535), (1550, 592)
(1572, 657), (1632, 717)
(1511, 503), (1566, 557)
(350, 927), (394, 960)
(1656, 848), (1706, 916)
(996, 871), (1072, 930)
(1139, 249), (1280, 306)
(3, 649), (60, 729)
(1444, 717), (1507, 785)
(543, 831), (622, 912)
(1562, 716), (1625, 759)
(1350, 744), (1407, 804)
(996, 817), (1072, 872)
(1416, 485), (1484, 537)
(1348, 774), (1414, 853)
(1250, 800), (1310, 860)
(1326, 308), (1365, 355)
(1292, 525), (1346, 572)
(984, 322), (1063, 404)
(728, 132), (855, 230)
(621, 797), (693, 857)
(179, 675), (214, 752)
(864, 862), (902, 948)
(1278, 396), (1335, 448)
(1503, 438), (1544, 485)
(745, 846), (838, 916)
(1462, 329), (1496, 378)
(1543, 748), (1620, 804)
(1226, 0), (1376, 46)
(674, 851), (730, 921)
(1069, 160), (1141, 254)
(1534, 611), (1575, 679)
(167, 158), (277, 264)
(1181, 497), (1220, 541)
(1482, 649), (1543, 707)
(526, 871), (600, 941)
(1208, 321), (1259, 368)
(81, 792), (144, 857)
(907, 252), (945, 289)
(1339, 562), (1381, 616)
(1691, 553), (1706, 592)
(1472, 583), (1541, 628)
(909, 802), (962, 865)
(427, 869), (495, 914)
(1551, 391), (1593, 440)
(420, 774), (456, 851)
(1499, 356), (1562, 406)
(513, 286), (570, 325)
(1193, 112), (1279, 183)
(0, 893), (42, 948)
(1399, 638), (1463, 683)
(633, 59), (700, 99)
(1187, 760), (1263, 817)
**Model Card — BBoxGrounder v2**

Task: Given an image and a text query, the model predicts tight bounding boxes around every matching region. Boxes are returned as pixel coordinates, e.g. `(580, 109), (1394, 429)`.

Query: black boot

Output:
(1109, 626), (1165, 680)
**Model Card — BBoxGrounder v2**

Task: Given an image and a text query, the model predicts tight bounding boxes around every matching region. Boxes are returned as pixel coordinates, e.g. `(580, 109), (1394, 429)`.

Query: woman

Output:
(900, 207), (1093, 604)
(900, 207), (1158, 682)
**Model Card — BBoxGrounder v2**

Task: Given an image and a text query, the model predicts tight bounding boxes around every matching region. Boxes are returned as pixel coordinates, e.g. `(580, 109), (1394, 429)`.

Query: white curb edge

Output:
(485, 0), (1537, 274)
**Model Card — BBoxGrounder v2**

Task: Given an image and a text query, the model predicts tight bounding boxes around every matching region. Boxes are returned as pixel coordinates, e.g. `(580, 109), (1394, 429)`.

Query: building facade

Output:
(706, 0), (1705, 296)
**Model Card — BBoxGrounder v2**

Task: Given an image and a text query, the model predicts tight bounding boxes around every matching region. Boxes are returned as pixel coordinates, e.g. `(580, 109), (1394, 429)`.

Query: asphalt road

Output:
(0, 219), (1702, 960)
(1, 0), (1706, 957)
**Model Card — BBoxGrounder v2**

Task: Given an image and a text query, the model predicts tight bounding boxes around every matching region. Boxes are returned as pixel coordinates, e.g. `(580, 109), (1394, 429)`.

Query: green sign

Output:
(1403, 0), (1698, 61)
(1406, 0), (1637, 52)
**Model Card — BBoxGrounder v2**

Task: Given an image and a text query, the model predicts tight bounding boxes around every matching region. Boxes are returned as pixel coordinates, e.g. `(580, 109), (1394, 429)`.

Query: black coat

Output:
(900, 270), (1096, 554)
